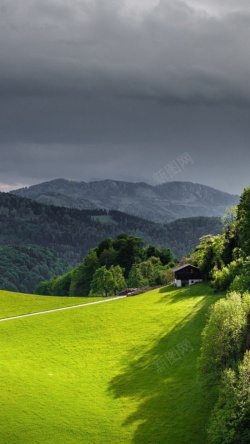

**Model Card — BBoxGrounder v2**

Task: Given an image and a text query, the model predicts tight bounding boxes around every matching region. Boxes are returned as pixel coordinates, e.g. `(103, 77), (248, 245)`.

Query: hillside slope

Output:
(0, 245), (69, 294)
(0, 193), (222, 268)
(11, 179), (239, 223)
(0, 284), (222, 443)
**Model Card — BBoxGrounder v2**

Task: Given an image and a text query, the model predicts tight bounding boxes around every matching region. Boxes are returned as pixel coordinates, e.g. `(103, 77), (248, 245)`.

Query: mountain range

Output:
(11, 179), (239, 223)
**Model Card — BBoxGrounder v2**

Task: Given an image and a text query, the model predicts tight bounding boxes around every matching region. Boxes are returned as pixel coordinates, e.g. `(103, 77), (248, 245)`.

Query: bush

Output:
(211, 261), (243, 292)
(199, 292), (248, 383)
(230, 261), (250, 294)
(199, 293), (250, 442)
(208, 351), (250, 444)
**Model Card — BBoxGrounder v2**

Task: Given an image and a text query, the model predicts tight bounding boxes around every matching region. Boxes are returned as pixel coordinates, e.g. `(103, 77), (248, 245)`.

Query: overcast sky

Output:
(1, 0), (250, 195)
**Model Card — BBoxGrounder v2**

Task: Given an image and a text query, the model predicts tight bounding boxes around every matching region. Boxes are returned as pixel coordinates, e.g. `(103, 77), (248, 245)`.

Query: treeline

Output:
(0, 192), (222, 266)
(36, 234), (176, 296)
(196, 186), (250, 443)
(199, 292), (250, 443)
(186, 188), (250, 294)
(0, 245), (68, 293)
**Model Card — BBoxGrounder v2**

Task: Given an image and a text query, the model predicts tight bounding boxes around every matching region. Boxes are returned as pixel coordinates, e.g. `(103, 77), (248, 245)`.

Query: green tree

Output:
(211, 260), (243, 292)
(109, 265), (126, 295)
(193, 235), (217, 280)
(127, 264), (148, 288)
(208, 351), (250, 444)
(69, 250), (100, 296)
(90, 266), (114, 297)
(50, 271), (72, 296)
(139, 256), (164, 286)
(90, 265), (126, 296)
(237, 187), (250, 257)
(99, 248), (117, 268)
(113, 234), (144, 278)
(199, 292), (248, 383)
(144, 245), (174, 265)
(96, 238), (113, 257)
(230, 261), (250, 294)
(36, 280), (53, 296)
(221, 206), (237, 231)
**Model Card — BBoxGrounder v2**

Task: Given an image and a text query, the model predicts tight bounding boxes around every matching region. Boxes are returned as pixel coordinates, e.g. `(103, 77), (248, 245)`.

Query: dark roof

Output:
(173, 264), (200, 273)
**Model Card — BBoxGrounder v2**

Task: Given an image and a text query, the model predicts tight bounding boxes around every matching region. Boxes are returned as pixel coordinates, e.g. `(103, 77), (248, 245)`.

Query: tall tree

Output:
(237, 187), (250, 257)
(113, 234), (144, 278)
(90, 266), (114, 297)
(109, 265), (126, 295)
(127, 264), (147, 288)
(69, 249), (100, 296)
(90, 265), (126, 296)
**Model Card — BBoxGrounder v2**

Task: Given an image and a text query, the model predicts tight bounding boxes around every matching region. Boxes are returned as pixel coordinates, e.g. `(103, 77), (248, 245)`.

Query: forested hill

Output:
(163, 216), (223, 259)
(0, 245), (69, 294)
(0, 192), (222, 265)
(11, 179), (239, 223)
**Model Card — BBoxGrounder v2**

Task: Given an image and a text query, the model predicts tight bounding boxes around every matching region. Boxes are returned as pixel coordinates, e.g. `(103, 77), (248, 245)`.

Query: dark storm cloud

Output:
(1, 0), (250, 102)
(0, 0), (250, 194)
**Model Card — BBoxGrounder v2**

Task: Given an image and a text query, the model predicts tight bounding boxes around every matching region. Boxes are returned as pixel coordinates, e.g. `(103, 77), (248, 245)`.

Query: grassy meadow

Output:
(0, 284), (223, 443)
(0, 291), (106, 319)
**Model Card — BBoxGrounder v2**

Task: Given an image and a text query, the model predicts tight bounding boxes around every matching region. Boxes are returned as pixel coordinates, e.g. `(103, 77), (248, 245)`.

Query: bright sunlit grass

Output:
(0, 290), (106, 319)
(0, 284), (223, 443)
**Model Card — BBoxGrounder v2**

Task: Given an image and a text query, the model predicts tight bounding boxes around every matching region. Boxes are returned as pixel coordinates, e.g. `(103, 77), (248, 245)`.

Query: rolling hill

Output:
(0, 283), (223, 443)
(0, 192), (222, 269)
(11, 179), (239, 223)
(0, 245), (69, 294)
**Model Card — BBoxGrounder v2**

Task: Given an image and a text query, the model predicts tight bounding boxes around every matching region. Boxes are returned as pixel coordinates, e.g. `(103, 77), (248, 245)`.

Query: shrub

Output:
(199, 292), (248, 383)
(208, 351), (250, 444)
(211, 261), (243, 292)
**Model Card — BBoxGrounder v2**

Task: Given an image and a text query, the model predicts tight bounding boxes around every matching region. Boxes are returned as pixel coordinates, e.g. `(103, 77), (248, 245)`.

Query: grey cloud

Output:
(0, 1), (250, 196)
(0, 102), (249, 193)
(0, 0), (250, 103)
(186, 0), (250, 16)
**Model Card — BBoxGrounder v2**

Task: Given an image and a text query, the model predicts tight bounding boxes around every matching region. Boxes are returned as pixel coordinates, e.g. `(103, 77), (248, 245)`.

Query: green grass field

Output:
(0, 284), (223, 443)
(0, 291), (106, 319)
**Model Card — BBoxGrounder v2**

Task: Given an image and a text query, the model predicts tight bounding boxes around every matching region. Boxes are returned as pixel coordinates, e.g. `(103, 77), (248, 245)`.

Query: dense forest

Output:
(0, 245), (68, 294)
(0, 192), (222, 265)
(164, 216), (222, 259)
(0, 192), (172, 265)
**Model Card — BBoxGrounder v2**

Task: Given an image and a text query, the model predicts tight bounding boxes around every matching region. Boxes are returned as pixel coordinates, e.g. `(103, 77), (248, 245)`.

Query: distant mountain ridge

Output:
(11, 179), (239, 223)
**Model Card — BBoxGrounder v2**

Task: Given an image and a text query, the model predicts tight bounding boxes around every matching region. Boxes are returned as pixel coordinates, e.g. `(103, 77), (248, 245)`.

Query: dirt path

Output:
(0, 296), (127, 323)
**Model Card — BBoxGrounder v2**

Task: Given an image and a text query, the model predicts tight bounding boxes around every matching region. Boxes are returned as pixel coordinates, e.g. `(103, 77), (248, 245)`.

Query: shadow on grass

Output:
(108, 288), (220, 444)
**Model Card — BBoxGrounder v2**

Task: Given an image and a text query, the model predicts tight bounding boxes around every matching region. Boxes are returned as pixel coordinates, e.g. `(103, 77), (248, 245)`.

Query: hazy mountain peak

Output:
(11, 179), (239, 223)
